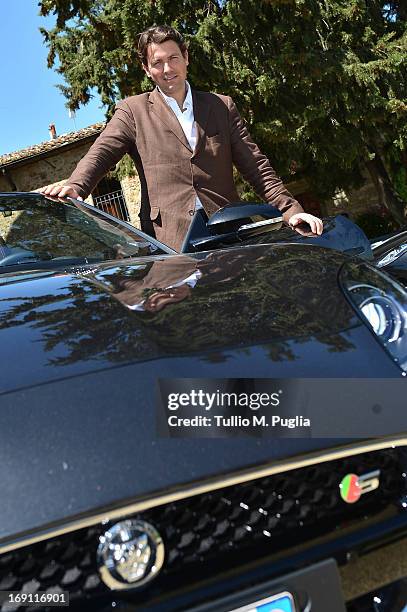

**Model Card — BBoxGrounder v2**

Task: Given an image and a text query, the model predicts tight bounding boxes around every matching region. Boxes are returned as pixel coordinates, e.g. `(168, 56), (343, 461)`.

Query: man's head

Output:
(138, 25), (189, 101)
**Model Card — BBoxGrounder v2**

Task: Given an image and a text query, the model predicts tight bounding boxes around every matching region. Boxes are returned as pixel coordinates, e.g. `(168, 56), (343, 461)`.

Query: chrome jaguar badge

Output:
(97, 519), (165, 589)
(339, 470), (380, 504)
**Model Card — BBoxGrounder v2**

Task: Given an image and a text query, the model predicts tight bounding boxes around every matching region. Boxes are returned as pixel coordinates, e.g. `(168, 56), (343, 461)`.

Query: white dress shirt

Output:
(158, 81), (203, 210)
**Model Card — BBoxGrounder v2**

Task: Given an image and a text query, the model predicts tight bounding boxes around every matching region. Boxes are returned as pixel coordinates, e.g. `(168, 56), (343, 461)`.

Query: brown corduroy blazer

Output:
(67, 88), (303, 251)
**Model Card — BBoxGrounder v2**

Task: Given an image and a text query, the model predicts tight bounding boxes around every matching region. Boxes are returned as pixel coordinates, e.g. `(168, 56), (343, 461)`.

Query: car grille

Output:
(0, 447), (405, 609)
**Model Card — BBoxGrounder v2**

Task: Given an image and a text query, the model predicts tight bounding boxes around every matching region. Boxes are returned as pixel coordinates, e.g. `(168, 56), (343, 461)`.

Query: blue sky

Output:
(1, 1), (106, 155)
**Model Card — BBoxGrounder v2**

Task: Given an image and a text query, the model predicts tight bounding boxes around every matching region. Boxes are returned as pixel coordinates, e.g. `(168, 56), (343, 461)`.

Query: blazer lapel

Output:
(192, 90), (211, 157)
(148, 88), (192, 152)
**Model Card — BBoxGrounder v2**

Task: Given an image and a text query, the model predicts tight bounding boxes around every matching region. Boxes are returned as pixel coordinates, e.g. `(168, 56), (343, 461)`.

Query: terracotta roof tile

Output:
(0, 123), (105, 167)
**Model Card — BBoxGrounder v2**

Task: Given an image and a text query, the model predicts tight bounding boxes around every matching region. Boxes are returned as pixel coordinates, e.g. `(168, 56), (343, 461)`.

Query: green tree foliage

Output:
(39, 0), (407, 223)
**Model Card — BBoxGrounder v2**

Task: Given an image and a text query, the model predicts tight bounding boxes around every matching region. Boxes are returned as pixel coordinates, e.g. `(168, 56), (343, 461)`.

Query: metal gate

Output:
(93, 190), (130, 221)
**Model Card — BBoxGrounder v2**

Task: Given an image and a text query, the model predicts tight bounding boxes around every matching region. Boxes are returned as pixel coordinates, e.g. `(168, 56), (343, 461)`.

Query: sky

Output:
(1, 1), (106, 156)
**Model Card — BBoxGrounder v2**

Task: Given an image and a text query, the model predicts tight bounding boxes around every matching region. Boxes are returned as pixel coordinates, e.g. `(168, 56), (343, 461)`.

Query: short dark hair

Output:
(137, 25), (188, 66)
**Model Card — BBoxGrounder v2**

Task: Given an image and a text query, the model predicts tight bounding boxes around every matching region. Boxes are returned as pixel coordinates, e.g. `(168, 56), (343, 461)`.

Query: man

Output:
(41, 25), (323, 251)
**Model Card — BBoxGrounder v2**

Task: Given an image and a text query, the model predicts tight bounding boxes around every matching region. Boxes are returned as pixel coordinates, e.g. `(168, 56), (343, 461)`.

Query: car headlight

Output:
(340, 262), (407, 373)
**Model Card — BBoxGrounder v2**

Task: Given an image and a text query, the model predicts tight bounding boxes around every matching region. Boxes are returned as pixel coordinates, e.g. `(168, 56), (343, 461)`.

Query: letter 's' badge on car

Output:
(339, 470), (380, 503)
(97, 519), (165, 589)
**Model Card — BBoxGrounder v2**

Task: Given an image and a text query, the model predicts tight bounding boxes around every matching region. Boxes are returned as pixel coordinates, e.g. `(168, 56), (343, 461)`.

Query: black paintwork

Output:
(0, 193), (405, 593)
(0, 239), (404, 540)
(385, 259), (407, 285)
(0, 243), (400, 393)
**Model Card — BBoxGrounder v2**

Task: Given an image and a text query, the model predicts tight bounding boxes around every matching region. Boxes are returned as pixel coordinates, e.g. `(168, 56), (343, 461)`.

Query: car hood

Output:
(0, 243), (404, 542)
(0, 243), (377, 394)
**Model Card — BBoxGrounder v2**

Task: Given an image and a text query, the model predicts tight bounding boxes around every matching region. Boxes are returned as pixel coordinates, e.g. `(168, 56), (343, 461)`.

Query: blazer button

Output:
(188, 210), (194, 216)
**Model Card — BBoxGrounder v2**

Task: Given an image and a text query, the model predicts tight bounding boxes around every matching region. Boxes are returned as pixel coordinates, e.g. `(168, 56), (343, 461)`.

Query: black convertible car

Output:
(0, 192), (406, 611)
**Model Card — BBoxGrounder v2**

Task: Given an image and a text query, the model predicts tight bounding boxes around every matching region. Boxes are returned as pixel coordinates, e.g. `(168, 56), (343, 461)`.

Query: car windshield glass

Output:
(0, 195), (164, 268)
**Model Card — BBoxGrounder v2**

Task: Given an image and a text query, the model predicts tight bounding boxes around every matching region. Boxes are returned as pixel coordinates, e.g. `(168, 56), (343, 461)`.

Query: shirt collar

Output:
(158, 81), (192, 112)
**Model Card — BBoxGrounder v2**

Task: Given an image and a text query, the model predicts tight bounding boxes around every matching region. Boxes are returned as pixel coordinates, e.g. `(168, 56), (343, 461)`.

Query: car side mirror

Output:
(180, 203), (283, 253)
(208, 203), (283, 236)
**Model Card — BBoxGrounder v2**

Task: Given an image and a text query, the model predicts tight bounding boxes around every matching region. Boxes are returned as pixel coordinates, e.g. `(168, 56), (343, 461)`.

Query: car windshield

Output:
(0, 194), (166, 270)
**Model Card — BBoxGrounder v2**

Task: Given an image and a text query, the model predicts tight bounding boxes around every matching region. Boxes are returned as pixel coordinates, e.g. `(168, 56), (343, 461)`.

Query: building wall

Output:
(0, 143), (94, 194)
(324, 174), (381, 220)
(286, 174), (381, 220)
(120, 176), (141, 227)
(0, 144), (143, 218)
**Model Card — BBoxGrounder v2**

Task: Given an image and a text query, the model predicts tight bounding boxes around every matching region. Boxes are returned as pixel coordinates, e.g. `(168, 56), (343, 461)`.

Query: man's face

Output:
(143, 40), (189, 99)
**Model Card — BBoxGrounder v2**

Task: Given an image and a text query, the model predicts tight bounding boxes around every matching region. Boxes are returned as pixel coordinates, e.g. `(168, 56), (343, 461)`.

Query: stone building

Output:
(0, 123), (142, 228)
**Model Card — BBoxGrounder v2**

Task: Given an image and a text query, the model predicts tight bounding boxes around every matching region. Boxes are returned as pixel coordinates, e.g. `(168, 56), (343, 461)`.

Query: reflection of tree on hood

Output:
(145, 247), (356, 353)
(0, 246), (356, 367)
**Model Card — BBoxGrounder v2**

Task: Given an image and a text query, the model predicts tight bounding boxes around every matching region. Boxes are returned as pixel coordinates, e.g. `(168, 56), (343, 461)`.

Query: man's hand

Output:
(37, 183), (83, 200)
(144, 285), (191, 313)
(288, 213), (323, 236)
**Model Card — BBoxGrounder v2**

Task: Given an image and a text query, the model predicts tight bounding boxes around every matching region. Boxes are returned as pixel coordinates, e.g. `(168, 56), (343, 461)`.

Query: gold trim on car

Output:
(0, 435), (406, 555)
